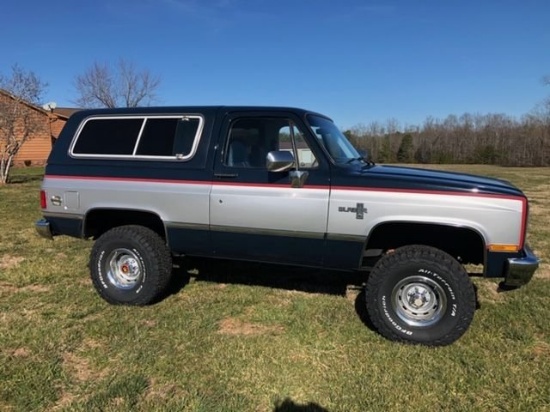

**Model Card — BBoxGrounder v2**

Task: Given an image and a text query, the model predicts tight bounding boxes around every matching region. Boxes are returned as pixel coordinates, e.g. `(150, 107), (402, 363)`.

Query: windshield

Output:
(306, 114), (362, 165)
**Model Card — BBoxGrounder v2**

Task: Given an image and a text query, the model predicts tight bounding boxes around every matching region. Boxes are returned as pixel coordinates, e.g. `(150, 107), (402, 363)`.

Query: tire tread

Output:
(365, 245), (476, 346)
(90, 225), (172, 306)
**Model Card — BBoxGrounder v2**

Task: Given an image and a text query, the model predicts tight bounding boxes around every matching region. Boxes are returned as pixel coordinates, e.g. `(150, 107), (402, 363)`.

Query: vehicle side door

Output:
(210, 112), (330, 266)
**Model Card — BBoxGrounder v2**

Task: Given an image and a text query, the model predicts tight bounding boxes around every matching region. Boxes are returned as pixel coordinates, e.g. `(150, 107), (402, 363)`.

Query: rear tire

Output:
(365, 245), (476, 346)
(90, 225), (172, 305)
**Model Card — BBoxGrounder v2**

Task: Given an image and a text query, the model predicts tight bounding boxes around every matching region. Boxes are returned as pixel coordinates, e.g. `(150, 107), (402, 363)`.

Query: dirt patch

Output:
(267, 295), (293, 308)
(82, 338), (104, 350)
(0, 282), (18, 293)
(62, 352), (106, 383)
(0, 255), (24, 270)
(218, 317), (285, 336)
(534, 267), (550, 280)
(477, 281), (504, 303)
(532, 341), (550, 358)
(22, 284), (50, 293)
(144, 379), (179, 401)
(78, 278), (91, 286)
(51, 392), (77, 411)
(10, 347), (31, 358)
(0, 282), (50, 294)
(63, 352), (92, 382)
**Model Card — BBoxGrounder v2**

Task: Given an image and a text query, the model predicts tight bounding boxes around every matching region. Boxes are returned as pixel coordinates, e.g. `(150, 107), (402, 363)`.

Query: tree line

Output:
(345, 107), (550, 167)
(1, 61), (549, 185)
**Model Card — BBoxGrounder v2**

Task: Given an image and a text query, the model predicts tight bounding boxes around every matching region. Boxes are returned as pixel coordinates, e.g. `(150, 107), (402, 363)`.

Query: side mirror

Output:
(266, 150), (295, 172)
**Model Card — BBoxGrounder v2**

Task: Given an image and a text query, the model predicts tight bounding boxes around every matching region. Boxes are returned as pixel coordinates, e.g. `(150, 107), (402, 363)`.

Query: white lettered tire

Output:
(90, 225), (172, 305)
(365, 245), (476, 346)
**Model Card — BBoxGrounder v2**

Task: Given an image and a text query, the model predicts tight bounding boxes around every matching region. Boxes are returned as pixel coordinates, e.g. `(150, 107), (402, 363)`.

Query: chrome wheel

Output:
(105, 248), (143, 290)
(392, 275), (447, 327)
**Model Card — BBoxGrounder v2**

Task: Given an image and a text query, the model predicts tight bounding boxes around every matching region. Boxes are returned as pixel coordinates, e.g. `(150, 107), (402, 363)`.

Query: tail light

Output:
(40, 190), (47, 209)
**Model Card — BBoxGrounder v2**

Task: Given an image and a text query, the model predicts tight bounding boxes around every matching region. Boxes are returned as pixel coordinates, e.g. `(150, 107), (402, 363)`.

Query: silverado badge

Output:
(338, 203), (367, 219)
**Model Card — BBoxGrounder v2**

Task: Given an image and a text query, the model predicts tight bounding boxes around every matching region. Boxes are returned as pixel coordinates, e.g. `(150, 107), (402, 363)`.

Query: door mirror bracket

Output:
(289, 170), (309, 188)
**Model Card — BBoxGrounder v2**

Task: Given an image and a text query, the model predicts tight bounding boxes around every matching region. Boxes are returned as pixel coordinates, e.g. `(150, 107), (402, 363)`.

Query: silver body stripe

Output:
(43, 177), (211, 227)
(329, 189), (523, 246)
(42, 177), (523, 247)
(210, 185), (329, 235)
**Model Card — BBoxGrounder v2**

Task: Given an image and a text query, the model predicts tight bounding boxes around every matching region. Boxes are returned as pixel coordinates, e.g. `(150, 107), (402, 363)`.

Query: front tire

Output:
(365, 245), (476, 346)
(90, 225), (172, 305)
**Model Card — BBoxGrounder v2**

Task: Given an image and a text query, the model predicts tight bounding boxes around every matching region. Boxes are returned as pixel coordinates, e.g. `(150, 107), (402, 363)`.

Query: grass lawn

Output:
(1, 165), (549, 411)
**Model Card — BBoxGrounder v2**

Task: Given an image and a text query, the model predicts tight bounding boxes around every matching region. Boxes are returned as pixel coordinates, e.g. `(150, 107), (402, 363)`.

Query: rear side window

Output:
(135, 118), (179, 156)
(71, 115), (203, 160)
(73, 118), (142, 155)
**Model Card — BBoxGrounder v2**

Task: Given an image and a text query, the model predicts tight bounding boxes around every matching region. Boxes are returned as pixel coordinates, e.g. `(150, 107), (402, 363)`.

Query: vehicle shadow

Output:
(273, 397), (329, 412)
(168, 257), (366, 297)
(165, 257), (377, 333)
(164, 258), (481, 331)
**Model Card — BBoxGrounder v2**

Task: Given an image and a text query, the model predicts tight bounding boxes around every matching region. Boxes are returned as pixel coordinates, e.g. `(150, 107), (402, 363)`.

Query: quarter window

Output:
(135, 118), (179, 156)
(71, 115), (203, 160)
(73, 118), (142, 155)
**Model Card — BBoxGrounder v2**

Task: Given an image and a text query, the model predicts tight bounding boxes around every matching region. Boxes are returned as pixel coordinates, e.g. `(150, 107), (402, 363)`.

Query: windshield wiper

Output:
(346, 156), (363, 164)
(347, 156), (376, 167)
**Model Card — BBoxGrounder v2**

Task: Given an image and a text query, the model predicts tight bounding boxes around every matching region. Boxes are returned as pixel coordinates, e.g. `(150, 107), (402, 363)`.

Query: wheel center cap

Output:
(407, 287), (430, 309)
(413, 297), (424, 307)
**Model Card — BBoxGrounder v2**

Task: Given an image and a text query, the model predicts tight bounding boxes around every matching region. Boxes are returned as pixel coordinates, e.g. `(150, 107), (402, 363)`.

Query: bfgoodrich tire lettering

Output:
(90, 225), (172, 305)
(365, 245), (476, 346)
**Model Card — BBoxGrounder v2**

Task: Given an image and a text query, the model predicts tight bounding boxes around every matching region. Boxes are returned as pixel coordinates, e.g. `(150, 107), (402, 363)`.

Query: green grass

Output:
(1, 165), (549, 412)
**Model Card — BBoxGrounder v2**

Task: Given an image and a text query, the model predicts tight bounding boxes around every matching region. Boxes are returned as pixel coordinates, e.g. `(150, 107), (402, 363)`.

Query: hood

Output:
(340, 164), (523, 197)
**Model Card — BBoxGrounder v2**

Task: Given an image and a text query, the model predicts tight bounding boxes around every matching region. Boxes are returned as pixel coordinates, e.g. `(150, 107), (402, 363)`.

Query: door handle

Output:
(214, 173), (238, 178)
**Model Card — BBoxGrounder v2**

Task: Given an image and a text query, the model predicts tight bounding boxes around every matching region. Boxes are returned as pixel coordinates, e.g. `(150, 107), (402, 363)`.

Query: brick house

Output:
(0, 89), (79, 166)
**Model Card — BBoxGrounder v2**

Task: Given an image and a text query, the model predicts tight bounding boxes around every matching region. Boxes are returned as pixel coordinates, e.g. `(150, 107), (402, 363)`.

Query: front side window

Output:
(278, 125), (318, 168)
(225, 117), (317, 169)
(71, 115), (203, 160)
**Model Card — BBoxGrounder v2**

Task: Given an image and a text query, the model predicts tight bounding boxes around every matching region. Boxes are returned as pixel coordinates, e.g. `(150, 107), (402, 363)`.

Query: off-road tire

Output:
(90, 225), (172, 305)
(365, 245), (476, 346)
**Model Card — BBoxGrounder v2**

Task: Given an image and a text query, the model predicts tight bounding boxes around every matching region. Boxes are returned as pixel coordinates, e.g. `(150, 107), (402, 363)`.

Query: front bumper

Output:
(503, 245), (540, 287)
(35, 219), (53, 240)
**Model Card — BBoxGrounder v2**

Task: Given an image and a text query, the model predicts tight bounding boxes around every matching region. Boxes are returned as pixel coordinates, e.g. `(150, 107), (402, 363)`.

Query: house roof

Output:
(0, 88), (80, 120)
(52, 107), (80, 119)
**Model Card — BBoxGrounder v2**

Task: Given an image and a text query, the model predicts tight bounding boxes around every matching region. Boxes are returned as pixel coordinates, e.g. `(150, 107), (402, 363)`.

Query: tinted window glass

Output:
(136, 118), (179, 156)
(225, 119), (267, 168)
(74, 118), (143, 155)
(173, 118), (201, 157)
(225, 117), (316, 168)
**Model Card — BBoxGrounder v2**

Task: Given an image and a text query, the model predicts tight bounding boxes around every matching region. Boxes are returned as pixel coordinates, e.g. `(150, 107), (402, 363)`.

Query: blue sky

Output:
(2, 0), (549, 129)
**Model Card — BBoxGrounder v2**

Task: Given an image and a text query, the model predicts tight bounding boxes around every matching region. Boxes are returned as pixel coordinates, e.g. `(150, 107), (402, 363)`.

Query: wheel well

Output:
(83, 209), (166, 240)
(365, 222), (485, 265)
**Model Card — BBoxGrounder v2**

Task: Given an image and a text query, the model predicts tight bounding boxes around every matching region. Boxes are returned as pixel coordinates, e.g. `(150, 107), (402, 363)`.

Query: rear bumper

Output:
(503, 245), (540, 287)
(35, 219), (53, 240)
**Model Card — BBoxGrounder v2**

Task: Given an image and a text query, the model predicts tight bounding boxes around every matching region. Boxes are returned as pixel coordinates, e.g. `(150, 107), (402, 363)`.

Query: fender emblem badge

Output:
(338, 203), (367, 220)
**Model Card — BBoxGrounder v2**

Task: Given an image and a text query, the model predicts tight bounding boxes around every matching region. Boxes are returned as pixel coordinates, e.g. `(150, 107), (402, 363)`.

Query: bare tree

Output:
(0, 65), (48, 184)
(73, 59), (161, 108)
